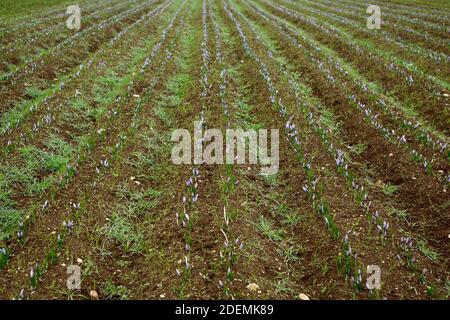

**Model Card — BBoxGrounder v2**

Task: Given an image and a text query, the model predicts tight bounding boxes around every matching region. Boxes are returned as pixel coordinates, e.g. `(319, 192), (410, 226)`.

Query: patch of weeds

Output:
(159, 74), (191, 108)
(387, 205), (410, 222)
(277, 243), (299, 263)
(0, 189), (11, 205)
(0, 207), (23, 240)
(1, 165), (32, 186)
(417, 240), (439, 261)
(319, 109), (340, 133)
(282, 212), (304, 226)
(153, 106), (172, 126)
(24, 86), (42, 99)
(426, 285), (436, 298)
(115, 184), (161, 218)
(76, 134), (96, 152)
(274, 276), (295, 294)
(55, 287), (86, 300)
(273, 203), (304, 226)
(116, 259), (132, 269)
(381, 183), (398, 196)
(262, 174), (278, 187)
(103, 279), (129, 300)
(131, 151), (155, 170)
(27, 177), (53, 195)
(82, 258), (97, 278)
(8, 134), (74, 196)
(350, 143), (367, 156)
(96, 74), (129, 105)
(274, 202), (290, 217)
(22, 134), (74, 173)
(236, 100), (256, 127)
(257, 216), (285, 241)
(98, 212), (144, 254)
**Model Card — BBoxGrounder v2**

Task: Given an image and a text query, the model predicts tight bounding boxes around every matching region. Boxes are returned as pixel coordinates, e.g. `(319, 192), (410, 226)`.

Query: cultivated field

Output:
(0, 0), (449, 300)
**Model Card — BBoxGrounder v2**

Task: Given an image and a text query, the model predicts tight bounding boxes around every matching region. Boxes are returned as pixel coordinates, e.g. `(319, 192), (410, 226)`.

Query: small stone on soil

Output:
(246, 283), (260, 292)
(299, 293), (310, 300)
(90, 290), (99, 300)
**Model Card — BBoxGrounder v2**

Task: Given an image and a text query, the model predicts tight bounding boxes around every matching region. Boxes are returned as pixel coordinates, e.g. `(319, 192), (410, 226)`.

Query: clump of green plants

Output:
(381, 183), (398, 196)
(258, 215), (285, 241)
(103, 279), (130, 300)
(417, 240), (439, 261)
(0, 247), (8, 269)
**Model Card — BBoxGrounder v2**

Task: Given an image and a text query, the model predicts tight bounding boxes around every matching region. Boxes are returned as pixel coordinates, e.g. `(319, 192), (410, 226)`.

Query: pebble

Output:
(299, 293), (310, 300)
(77, 258), (83, 264)
(246, 283), (260, 292)
(89, 290), (99, 300)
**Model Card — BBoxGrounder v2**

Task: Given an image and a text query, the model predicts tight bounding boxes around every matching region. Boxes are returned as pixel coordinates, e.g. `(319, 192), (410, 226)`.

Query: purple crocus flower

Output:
(63, 220), (74, 231)
(344, 233), (349, 244)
